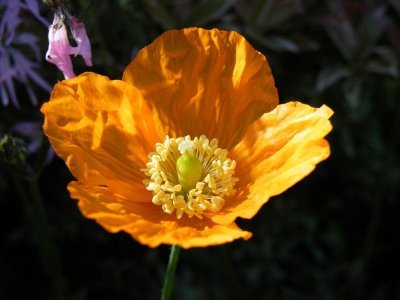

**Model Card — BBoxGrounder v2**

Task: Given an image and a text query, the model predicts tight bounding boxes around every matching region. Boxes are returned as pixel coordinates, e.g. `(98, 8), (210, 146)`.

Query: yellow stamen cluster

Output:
(143, 135), (237, 219)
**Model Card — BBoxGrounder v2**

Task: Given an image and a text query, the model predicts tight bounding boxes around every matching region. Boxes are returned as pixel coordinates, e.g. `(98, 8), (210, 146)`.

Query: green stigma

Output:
(176, 153), (202, 192)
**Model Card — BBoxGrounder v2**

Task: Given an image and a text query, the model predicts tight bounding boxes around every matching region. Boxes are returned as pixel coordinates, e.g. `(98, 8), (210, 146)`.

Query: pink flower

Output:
(46, 16), (75, 79)
(46, 14), (92, 79)
(70, 17), (92, 67)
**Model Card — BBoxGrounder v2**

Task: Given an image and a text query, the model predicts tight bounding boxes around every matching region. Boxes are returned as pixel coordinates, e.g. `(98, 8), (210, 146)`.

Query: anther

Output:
(143, 135), (237, 219)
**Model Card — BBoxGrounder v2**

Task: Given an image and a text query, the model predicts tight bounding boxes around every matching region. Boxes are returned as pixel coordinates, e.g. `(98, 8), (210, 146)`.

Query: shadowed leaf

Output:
(316, 65), (350, 92)
(322, 17), (356, 60)
(366, 47), (398, 77)
(186, 0), (236, 27)
(141, 0), (176, 29)
(343, 78), (362, 109)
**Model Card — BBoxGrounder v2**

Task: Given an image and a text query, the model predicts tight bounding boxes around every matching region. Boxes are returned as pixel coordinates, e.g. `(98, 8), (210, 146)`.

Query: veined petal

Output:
(69, 181), (252, 249)
(41, 72), (168, 201)
(212, 102), (333, 225)
(123, 28), (278, 149)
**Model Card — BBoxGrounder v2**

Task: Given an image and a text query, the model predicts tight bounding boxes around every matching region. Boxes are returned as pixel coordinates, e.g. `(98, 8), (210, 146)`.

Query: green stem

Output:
(31, 136), (50, 180)
(28, 178), (67, 300)
(161, 245), (181, 300)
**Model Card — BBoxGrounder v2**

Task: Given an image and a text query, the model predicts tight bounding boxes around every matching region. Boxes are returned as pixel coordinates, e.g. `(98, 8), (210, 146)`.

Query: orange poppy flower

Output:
(41, 28), (333, 249)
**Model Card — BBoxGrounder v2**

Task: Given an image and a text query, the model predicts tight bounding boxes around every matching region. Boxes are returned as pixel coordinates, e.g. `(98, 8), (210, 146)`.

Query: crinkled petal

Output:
(212, 102), (333, 225)
(123, 28), (278, 150)
(69, 181), (252, 248)
(41, 72), (168, 202)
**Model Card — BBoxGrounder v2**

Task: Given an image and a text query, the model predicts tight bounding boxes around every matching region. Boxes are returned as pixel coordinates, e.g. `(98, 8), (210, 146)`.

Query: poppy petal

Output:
(41, 72), (167, 201)
(212, 102), (333, 225)
(122, 28), (278, 149)
(69, 181), (252, 249)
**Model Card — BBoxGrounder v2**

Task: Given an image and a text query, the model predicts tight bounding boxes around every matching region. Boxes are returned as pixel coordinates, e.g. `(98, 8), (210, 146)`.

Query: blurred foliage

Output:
(1, 0), (400, 299)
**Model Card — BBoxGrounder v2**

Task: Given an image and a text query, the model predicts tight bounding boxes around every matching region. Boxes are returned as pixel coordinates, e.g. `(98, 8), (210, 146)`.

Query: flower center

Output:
(142, 135), (237, 219)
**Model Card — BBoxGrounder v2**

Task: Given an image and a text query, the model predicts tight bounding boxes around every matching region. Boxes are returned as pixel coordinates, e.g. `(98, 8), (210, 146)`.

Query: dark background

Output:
(1, 0), (400, 299)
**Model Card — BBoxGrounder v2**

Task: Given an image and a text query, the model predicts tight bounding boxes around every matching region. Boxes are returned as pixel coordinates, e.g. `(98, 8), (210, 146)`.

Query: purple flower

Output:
(12, 121), (55, 164)
(0, 0), (49, 45)
(0, 0), (51, 108)
(23, 0), (50, 27)
(0, 0), (21, 45)
(46, 13), (92, 79)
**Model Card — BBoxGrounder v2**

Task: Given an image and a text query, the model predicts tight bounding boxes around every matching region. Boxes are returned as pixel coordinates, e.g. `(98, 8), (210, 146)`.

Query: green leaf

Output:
(322, 17), (356, 61)
(390, 0), (400, 17)
(354, 6), (386, 61)
(316, 65), (350, 92)
(141, 0), (176, 29)
(263, 35), (300, 52)
(365, 47), (399, 77)
(186, 0), (236, 26)
(291, 35), (319, 51)
(343, 78), (363, 110)
(245, 28), (300, 52)
(261, 0), (302, 30)
(238, 0), (302, 32)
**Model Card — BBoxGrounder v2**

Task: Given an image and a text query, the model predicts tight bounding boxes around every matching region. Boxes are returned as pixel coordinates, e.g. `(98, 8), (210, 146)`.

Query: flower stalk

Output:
(161, 245), (181, 300)
(2, 134), (66, 299)
(28, 178), (67, 300)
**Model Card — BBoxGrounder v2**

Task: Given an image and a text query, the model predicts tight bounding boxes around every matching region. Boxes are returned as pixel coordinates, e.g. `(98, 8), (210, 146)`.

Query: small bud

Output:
(0, 135), (28, 166)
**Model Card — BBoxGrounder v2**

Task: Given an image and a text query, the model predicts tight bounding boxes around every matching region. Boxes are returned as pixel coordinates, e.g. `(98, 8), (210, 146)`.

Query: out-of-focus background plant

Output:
(1, 0), (399, 299)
